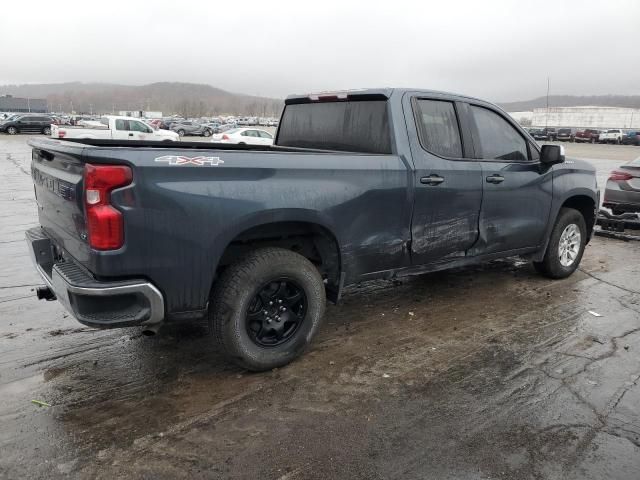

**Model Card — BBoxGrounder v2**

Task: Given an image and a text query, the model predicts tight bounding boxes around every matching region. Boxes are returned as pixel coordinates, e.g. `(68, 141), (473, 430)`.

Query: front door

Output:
(465, 104), (553, 255)
(403, 94), (483, 265)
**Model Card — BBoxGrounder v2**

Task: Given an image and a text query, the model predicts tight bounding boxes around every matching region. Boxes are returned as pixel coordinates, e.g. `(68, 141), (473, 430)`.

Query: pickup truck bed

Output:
(26, 88), (599, 371)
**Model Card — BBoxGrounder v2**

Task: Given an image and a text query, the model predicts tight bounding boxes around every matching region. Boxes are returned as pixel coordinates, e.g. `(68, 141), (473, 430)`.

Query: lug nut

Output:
(269, 301), (273, 305)
(278, 299), (282, 304)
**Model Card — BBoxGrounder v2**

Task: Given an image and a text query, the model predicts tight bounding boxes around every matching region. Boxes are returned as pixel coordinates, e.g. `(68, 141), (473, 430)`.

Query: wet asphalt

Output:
(1, 136), (639, 479)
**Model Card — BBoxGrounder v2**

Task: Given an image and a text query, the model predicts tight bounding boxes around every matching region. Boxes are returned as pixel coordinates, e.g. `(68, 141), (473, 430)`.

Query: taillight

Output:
(84, 164), (132, 250)
(222, 134), (229, 140)
(58, 129), (66, 138)
(608, 170), (633, 181)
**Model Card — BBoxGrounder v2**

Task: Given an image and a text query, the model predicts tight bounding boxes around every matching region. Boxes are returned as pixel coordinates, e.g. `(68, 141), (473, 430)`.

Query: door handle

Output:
(486, 174), (505, 184)
(420, 174), (445, 186)
(128, 133), (134, 137)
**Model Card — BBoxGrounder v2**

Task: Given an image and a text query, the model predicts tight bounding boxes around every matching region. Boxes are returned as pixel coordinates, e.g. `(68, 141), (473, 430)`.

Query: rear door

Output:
(403, 94), (483, 265)
(465, 103), (553, 255)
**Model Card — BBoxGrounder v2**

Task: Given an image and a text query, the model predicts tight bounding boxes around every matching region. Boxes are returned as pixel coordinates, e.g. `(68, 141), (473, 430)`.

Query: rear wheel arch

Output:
(214, 220), (343, 302)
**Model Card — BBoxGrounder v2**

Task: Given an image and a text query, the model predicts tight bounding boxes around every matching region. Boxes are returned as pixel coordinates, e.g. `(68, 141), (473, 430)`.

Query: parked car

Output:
(51, 115), (179, 141)
(621, 131), (640, 146)
(602, 158), (640, 214)
(170, 121), (214, 137)
(202, 122), (222, 133)
(599, 129), (625, 144)
(575, 129), (601, 143)
(528, 128), (547, 140)
(527, 127), (556, 141)
(556, 128), (575, 142)
(0, 114), (55, 135)
(26, 87), (597, 371)
(543, 128), (557, 141)
(211, 127), (274, 145)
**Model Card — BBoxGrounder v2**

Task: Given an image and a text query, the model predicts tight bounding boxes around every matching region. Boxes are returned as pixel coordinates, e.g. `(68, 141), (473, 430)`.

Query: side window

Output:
(414, 99), (463, 158)
(115, 119), (128, 131)
(258, 131), (272, 139)
(470, 106), (528, 161)
(130, 121), (151, 133)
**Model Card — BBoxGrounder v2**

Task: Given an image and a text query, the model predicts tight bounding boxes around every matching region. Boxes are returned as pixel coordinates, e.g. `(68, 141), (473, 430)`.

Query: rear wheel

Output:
(177, 129), (185, 137)
(7, 126), (18, 135)
(534, 208), (586, 279)
(202, 129), (212, 137)
(209, 247), (326, 371)
(42, 126), (51, 135)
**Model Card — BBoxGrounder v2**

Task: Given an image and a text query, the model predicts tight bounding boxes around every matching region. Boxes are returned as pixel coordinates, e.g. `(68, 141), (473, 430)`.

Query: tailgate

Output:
(30, 140), (89, 261)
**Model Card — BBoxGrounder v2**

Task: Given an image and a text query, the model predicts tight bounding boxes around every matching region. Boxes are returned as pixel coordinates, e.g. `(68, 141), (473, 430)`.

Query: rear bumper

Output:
(25, 227), (165, 328)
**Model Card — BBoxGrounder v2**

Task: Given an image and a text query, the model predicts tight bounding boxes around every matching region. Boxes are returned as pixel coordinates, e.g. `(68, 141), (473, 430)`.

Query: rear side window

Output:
(470, 106), (528, 161)
(414, 99), (463, 158)
(277, 100), (391, 154)
(115, 119), (127, 131)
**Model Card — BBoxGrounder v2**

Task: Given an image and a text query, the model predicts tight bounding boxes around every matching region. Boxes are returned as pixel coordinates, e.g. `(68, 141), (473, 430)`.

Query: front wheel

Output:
(7, 126), (18, 135)
(177, 129), (185, 137)
(202, 129), (212, 137)
(43, 126), (51, 135)
(209, 247), (326, 371)
(533, 207), (586, 279)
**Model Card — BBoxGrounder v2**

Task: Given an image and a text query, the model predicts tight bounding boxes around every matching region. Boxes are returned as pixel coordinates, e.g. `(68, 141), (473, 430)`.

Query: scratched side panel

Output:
(83, 147), (410, 314)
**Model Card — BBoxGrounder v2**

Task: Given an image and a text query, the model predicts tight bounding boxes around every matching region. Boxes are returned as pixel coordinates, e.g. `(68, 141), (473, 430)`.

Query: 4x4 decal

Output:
(154, 155), (224, 166)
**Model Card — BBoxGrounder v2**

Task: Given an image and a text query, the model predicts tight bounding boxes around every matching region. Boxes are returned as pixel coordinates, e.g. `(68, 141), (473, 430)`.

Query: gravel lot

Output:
(1, 135), (640, 479)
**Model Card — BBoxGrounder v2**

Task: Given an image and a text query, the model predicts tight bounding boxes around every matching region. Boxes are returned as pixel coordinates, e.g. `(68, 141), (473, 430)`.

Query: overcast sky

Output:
(1, 0), (638, 102)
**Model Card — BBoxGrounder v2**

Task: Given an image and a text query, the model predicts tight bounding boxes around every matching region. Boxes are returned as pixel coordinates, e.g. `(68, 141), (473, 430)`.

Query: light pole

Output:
(545, 77), (550, 130)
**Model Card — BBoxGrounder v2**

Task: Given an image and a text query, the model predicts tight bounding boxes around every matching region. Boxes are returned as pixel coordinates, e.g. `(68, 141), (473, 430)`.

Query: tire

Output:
(43, 126), (51, 136)
(177, 129), (185, 137)
(533, 207), (587, 279)
(209, 247), (326, 371)
(202, 129), (212, 137)
(7, 126), (18, 135)
(591, 138), (596, 144)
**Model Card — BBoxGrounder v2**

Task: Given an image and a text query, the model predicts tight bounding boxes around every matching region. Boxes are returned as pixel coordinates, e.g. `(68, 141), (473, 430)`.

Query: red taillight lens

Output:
(608, 170), (633, 181)
(222, 134), (229, 140)
(84, 164), (132, 250)
(58, 129), (66, 138)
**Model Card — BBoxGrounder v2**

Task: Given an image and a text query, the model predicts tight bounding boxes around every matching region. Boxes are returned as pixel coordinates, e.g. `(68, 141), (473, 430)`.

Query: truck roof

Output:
(285, 88), (494, 107)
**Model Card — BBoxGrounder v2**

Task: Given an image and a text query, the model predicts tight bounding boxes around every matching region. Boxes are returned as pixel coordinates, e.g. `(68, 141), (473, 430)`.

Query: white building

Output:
(118, 110), (163, 119)
(508, 106), (640, 129)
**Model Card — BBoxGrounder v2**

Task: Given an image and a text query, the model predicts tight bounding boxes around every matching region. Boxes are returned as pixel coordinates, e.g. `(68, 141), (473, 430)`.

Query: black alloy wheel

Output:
(245, 278), (307, 347)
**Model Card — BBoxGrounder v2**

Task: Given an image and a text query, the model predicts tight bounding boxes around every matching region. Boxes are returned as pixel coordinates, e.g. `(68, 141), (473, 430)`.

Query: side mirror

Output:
(540, 144), (565, 165)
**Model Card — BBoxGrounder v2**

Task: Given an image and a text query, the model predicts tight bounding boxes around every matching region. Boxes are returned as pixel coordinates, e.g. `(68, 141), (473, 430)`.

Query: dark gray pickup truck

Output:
(26, 88), (598, 371)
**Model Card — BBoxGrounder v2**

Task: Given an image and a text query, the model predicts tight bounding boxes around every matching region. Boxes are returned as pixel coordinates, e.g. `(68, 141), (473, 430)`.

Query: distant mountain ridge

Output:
(499, 95), (640, 112)
(0, 82), (282, 117)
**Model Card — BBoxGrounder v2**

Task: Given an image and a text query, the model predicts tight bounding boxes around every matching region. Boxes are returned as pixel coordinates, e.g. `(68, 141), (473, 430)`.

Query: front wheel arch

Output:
(533, 194), (596, 263)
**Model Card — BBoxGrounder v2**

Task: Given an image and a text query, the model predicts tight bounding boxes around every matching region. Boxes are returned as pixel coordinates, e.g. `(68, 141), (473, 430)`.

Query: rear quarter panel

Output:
(83, 146), (411, 315)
